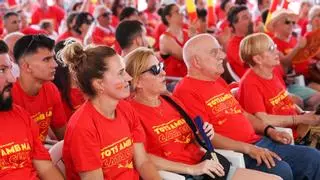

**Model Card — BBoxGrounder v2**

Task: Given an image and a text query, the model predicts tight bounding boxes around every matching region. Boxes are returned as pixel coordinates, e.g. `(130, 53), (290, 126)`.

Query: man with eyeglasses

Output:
(3, 11), (21, 36)
(0, 40), (64, 180)
(266, 9), (320, 111)
(11, 35), (67, 143)
(174, 33), (320, 180)
(90, 5), (116, 47)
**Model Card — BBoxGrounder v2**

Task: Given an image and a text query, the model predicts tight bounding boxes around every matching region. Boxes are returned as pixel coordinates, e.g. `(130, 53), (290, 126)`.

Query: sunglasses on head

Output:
(100, 12), (111, 18)
(284, 19), (296, 25)
(21, 35), (42, 58)
(141, 62), (164, 75)
(268, 43), (277, 52)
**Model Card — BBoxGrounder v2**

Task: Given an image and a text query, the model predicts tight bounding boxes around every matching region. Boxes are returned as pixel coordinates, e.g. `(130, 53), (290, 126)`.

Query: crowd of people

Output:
(2, 0), (320, 179)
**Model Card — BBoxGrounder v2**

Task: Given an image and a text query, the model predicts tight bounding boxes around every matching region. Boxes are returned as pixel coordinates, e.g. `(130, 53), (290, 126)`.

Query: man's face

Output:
(97, 9), (112, 26)
(234, 10), (253, 35)
(5, 15), (20, 33)
(22, 48), (57, 82)
(0, 53), (15, 111)
(274, 15), (295, 37)
(196, 37), (226, 79)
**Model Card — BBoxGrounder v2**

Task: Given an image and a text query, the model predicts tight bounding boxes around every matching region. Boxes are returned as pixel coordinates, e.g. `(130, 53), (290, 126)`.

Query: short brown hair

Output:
(62, 42), (116, 97)
(239, 33), (273, 67)
(124, 47), (155, 91)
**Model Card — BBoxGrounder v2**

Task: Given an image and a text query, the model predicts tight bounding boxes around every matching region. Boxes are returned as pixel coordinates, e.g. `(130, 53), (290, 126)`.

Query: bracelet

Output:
(264, 125), (275, 138)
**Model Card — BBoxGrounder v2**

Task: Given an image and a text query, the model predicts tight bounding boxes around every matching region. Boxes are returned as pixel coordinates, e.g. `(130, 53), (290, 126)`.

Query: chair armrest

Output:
(158, 170), (185, 180)
(215, 149), (246, 168)
(275, 127), (294, 145)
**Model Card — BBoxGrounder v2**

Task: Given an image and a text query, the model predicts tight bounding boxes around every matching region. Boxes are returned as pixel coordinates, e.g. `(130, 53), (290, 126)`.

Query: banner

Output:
(207, 0), (215, 26)
(186, 0), (197, 22)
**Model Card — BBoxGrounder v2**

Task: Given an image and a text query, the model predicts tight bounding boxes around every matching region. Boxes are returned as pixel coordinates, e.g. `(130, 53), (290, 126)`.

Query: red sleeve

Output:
(50, 83), (67, 128)
(69, 125), (101, 172)
(238, 82), (266, 114)
(173, 90), (210, 122)
(55, 6), (65, 25)
(18, 106), (50, 160)
(127, 104), (146, 143)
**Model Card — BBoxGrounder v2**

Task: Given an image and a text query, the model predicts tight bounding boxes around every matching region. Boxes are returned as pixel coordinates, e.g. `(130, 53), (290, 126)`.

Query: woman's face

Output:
(99, 55), (132, 100)
(167, 5), (183, 27)
(135, 55), (167, 95)
(258, 43), (280, 68)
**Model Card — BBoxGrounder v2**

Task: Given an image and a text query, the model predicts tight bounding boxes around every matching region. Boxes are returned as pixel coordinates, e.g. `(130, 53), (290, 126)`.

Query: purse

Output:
(161, 95), (231, 180)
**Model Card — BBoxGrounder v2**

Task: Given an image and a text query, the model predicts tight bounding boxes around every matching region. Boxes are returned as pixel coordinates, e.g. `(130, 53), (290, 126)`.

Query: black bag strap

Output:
(161, 95), (209, 151)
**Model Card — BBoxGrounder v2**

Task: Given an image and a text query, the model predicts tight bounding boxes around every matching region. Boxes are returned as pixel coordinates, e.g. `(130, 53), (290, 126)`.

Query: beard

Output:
(0, 84), (13, 111)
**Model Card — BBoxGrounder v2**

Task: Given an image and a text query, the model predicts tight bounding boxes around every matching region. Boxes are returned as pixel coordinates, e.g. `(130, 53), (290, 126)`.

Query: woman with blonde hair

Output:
(237, 33), (320, 142)
(125, 47), (282, 180)
(61, 42), (160, 180)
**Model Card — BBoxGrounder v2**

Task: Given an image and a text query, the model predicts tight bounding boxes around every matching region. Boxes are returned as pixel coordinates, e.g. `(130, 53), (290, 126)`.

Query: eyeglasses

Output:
(100, 12), (111, 18)
(268, 44), (278, 52)
(284, 20), (296, 25)
(141, 62), (164, 75)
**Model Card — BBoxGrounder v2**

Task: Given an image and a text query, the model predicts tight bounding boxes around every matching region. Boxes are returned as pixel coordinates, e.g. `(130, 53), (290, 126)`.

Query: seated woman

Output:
(125, 47), (281, 180)
(159, 3), (188, 77)
(53, 39), (85, 120)
(61, 42), (161, 180)
(237, 33), (320, 141)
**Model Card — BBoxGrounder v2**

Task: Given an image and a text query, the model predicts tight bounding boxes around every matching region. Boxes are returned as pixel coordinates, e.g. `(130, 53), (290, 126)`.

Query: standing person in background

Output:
(111, 0), (125, 27)
(298, 0), (312, 37)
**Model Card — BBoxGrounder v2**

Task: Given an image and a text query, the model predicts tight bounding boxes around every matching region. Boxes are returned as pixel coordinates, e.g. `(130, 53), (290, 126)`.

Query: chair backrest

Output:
(49, 140), (65, 177)
(226, 62), (240, 82)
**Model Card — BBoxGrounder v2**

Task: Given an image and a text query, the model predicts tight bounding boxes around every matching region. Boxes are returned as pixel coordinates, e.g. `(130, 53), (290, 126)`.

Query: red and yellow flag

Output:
(264, 0), (280, 32)
(186, 0), (197, 22)
(207, 0), (215, 26)
(282, 0), (290, 9)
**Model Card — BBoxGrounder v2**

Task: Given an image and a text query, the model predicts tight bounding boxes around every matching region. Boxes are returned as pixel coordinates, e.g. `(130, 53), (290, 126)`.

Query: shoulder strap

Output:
(161, 95), (208, 150)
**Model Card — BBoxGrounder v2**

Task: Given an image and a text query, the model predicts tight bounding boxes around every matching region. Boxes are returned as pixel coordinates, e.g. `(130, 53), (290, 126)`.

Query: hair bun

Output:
(61, 40), (87, 71)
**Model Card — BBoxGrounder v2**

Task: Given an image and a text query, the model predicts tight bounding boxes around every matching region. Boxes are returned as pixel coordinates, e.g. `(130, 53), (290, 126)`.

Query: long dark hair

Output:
(53, 40), (73, 110)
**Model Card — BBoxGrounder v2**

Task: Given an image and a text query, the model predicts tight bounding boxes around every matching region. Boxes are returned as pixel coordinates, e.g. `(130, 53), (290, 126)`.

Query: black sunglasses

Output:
(21, 35), (42, 58)
(141, 62), (164, 75)
(284, 20), (296, 25)
(100, 12), (111, 18)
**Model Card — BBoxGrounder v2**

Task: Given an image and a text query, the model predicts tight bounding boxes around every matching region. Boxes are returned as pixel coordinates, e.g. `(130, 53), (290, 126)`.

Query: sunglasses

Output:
(141, 62), (164, 75)
(284, 20), (296, 25)
(21, 35), (42, 58)
(100, 12), (111, 18)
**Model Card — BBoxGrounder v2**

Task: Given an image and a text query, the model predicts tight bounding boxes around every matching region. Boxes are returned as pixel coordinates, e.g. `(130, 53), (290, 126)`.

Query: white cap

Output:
(160, 0), (176, 6)
(93, 5), (111, 19)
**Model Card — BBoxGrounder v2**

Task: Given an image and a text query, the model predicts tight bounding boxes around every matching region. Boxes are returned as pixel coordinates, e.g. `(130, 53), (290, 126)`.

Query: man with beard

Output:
(0, 40), (64, 179)
(11, 35), (67, 143)
(226, 5), (254, 78)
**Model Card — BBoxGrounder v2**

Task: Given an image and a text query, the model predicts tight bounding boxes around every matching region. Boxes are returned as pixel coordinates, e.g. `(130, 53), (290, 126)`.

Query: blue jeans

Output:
(244, 137), (320, 180)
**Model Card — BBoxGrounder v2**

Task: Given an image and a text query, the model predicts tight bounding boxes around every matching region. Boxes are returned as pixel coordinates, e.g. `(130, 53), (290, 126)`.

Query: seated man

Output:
(173, 34), (320, 180)
(0, 40), (63, 179)
(237, 33), (320, 141)
(12, 35), (67, 142)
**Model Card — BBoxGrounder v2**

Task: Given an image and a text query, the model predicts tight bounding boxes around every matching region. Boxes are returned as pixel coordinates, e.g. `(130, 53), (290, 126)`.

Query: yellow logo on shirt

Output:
(0, 142), (32, 171)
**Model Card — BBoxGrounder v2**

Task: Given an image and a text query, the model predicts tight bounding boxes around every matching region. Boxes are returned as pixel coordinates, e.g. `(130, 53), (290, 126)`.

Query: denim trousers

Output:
(244, 137), (320, 180)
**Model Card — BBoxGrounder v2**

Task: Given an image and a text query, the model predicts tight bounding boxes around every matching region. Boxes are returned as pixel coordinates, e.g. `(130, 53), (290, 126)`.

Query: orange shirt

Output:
(173, 77), (261, 144)
(238, 68), (298, 139)
(129, 97), (204, 165)
(12, 81), (67, 142)
(63, 100), (145, 180)
(0, 104), (51, 179)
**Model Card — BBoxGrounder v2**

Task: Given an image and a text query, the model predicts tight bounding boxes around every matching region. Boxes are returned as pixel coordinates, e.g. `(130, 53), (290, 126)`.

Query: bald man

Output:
(173, 34), (320, 180)
(3, 32), (24, 79)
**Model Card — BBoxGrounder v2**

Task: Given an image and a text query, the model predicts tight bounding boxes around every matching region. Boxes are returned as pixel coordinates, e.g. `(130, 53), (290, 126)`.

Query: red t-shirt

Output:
(298, 18), (308, 37)
(31, 5), (65, 31)
(62, 88), (85, 120)
(238, 68), (298, 138)
(21, 27), (49, 35)
(161, 31), (188, 77)
(129, 97), (204, 165)
(226, 36), (249, 78)
(91, 25), (116, 47)
(56, 31), (82, 43)
(272, 36), (297, 56)
(11, 81), (67, 142)
(0, 104), (51, 180)
(111, 15), (119, 28)
(173, 77), (261, 144)
(63, 100), (145, 180)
